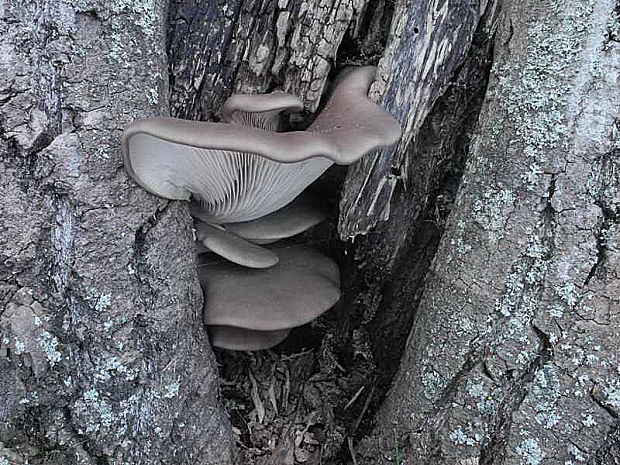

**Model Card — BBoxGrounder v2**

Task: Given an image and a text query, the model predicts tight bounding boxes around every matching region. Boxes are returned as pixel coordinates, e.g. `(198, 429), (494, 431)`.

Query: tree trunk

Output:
(0, 1), (233, 463)
(353, 0), (620, 463)
(2, 0), (618, 464)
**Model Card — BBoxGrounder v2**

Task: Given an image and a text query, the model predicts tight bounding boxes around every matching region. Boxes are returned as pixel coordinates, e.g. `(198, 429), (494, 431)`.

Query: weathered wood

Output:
(169, 0), (367, 120)
(0, 1), (233, 463)
(339, 0), (489, 237)
(357, 0), (620, 463)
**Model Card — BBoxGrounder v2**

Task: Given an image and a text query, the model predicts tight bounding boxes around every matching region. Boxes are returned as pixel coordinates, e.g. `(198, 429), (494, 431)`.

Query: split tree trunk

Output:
(351, 0), (620, 463)
(1, 0), (618, 464)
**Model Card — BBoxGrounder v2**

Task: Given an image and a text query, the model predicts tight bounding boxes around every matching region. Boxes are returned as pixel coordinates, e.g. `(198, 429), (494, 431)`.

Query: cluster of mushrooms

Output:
(121, 66), (401, 351)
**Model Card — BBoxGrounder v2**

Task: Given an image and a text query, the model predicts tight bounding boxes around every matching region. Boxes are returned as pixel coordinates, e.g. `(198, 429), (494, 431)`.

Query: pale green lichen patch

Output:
(515, 438), (546, 465)
(494, 1), (596, 190)
(449, 425), (481, 447)
(602, 377), (620, 408)
(567, 444), (586, 462)
(531, 364), (561, 429)
(421, 367), (446, 401)
(465, 378), (499, 415)
(87, 287), (112, 312)
(75, 389), (115, 434)
(162, 381), (180, 399)
(472, 187), (515, 233)
(37, 330), (62, 366)
(94, 356), (137, 382)
(494, 234), (549, 328)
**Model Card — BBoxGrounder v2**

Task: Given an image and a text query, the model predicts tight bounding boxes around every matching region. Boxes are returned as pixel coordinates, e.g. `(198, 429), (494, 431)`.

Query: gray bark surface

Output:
(2, 0), (617, 463)
(339, 0), (489, 236)
(169, 0), (368, 119)
(0, 1), (233, 464)
(355, 0), (620, 463)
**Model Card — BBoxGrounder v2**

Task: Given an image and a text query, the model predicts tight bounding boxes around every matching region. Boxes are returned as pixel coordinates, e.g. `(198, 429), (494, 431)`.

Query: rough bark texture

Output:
(168, 0), (368, 118)
(356, 0), (620, 463)
(339, 0), (490, 236)
(0, 1), (234, 464)
(3, 0), (618, 463)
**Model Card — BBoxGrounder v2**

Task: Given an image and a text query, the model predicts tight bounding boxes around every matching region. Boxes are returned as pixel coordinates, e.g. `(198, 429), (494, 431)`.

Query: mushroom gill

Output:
(121, 66), (401, 224)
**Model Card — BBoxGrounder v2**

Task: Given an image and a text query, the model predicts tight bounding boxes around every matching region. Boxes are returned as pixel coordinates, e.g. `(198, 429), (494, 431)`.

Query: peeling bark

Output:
(168, 0), (368, 119)
(339, 0), (491, 236)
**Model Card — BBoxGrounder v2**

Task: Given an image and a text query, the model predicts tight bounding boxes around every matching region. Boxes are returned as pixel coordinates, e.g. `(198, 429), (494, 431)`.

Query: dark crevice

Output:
(585, 206), (618, 286)
(479, 326), (553, 465)
(585, 144), (620, 285)
(339, 11), (498, 455)
(336, 0), (394, 67)
(131, 202), (171, 310)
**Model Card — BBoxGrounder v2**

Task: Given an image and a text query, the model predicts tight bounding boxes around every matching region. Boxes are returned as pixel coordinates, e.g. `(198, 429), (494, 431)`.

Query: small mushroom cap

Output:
(201, 246), (340, 331)
(194, 219), (279, 269)
(223, 192), (327, 243)
(208, 325), (290, 351)
(221, 93), (304, 128)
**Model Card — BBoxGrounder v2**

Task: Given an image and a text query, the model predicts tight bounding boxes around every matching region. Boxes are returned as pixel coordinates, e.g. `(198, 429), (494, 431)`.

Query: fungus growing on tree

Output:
(122, 66), (401, 351)
(121, 66), (401, 223)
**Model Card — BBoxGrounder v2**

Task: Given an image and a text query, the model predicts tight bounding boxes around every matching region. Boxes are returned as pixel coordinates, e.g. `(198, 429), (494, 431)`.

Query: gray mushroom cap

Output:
(194, 219), (279, 269)
(221, 92), (304, 129)
(208, 326), (291, 351)
(121, 66), (401, 224)
(200, 246), (340, 331)
(221, 191), (327, 244)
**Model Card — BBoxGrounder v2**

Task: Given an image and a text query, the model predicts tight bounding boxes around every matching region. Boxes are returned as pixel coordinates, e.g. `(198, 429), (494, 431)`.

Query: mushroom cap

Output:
(306, 66), (402, 163)
(208, 325), (291, 351)
(194, 219), (279, 269)
(221, 92), (304, 128)
(200, 246), (340, 331)
(121, 66), (401, 223)
(124, 127), (331, 222)
(222, 192), (327, 243)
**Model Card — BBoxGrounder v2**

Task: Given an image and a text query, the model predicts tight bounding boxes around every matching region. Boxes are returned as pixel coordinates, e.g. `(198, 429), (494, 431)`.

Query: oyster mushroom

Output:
(121, 66), (401, 224)
(220, 92), (304, 129)
(200, 245), (340, 349)
(207, 326), (291, 351)
(193, 191), (327, 245)
(194, 219), (279, 269)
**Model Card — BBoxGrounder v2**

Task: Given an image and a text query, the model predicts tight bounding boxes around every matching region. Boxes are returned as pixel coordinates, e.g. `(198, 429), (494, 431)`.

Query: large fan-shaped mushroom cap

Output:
(200, 246), (340, 331)
(122, 66), (401, 224)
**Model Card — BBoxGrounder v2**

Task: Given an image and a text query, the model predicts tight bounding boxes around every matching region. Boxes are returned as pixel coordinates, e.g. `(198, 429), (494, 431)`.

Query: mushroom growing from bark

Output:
(122, 66), (401, 350)
(121, 66), (401, 223)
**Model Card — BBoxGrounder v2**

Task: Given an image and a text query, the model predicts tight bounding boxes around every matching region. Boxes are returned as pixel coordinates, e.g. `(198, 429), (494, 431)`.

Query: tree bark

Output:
(0, 1), (233, 464)
(354, 0), (620, 463)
